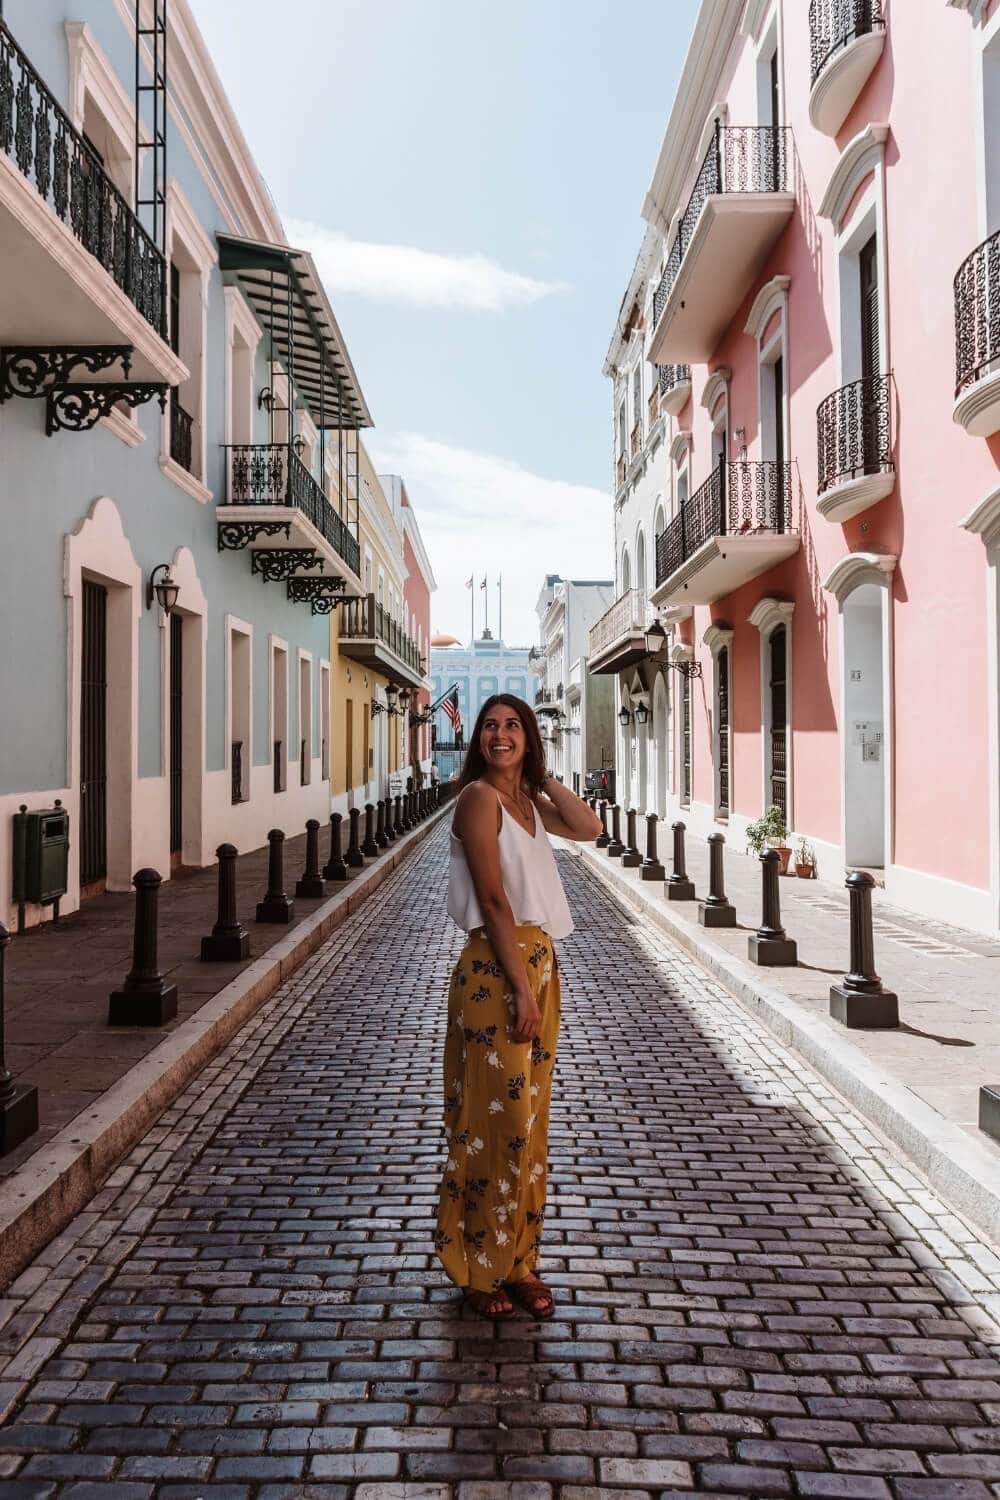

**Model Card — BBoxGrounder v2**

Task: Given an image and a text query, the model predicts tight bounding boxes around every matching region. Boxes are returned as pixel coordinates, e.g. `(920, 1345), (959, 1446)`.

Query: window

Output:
(751, 598), (795, 829)
(224, 288), (260, 451)
(228, 619), (251, 804)
(618, 401), (627, 457)
(635, 530), (647, 598)
(632, 364), (642, 438)
(298, 654), (312, 787)
(164, 185), (214, 494)
(364, 552), (373, 593)
(716, 645), (731, 818)
(345, 698), (354, 794)
(680, 672), (692, 808)
(271, 641), (288, 793)
(320, 663), (330, 782)
(621, 548), (631, 594)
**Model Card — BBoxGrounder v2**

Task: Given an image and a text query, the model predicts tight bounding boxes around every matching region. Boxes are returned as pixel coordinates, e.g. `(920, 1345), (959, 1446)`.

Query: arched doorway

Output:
(653, 671), (669, 818)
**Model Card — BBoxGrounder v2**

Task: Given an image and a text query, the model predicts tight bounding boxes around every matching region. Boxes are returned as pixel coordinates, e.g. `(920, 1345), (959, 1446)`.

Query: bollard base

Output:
(0, 1083), (39, 1155)
(666, 879), (696, 901)
(699, 900), (736, 928)
(346, 852), (365, 869)
(108, 982), (179, 1026)
(606, 842), (626, 858)
(361, 841), (379, 859)
(295, 875), (326, 899)
(979, 1086), (1000, 1143)
(829, 983), (899, 1029)
(323, 862), (349, 881)
(641, 862), (666, 881)
(256, 896), (295, 924)
(621, 851), (642, 868)
(595, 836), (610, 850)
(200, 927), (250, 962)
(748, 934), (798, 966)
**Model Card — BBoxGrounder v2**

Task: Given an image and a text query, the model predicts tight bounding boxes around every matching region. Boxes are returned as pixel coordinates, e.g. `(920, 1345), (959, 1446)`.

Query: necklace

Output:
(497, 785), (533, 829)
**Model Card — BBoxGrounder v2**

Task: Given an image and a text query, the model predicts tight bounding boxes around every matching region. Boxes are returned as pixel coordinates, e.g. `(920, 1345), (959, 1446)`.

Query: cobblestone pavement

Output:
(0, 824), (999, 1498)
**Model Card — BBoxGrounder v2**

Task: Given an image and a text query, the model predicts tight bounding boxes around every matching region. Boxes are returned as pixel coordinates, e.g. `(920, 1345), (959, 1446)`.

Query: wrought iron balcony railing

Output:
(223, 443), (360, 576)
(170, 394), (194, 473)
(655, 460), (794, 587)
(817, 375), (892, 494)
(589, 589), (649, 658)
(651, 125), (791, 331)
(809, 0), (885, 88)
(231, 741), (244, 804)
(0, 20), (166, 336)
(658, 363), (692, 395)
(340, 594), (423, 677)
(955, 230), (1000, 399)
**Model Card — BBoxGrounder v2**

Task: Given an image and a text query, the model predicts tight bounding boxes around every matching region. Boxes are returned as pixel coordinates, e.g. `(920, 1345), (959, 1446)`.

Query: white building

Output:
(533, 575), (615, 791)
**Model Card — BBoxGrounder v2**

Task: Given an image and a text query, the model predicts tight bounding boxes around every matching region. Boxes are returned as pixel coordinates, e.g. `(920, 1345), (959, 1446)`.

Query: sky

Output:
(189, 0), (699, 647)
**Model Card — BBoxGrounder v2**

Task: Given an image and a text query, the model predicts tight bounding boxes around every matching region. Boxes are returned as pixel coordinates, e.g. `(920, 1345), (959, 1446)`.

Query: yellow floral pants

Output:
(434, 924), (561, 1293)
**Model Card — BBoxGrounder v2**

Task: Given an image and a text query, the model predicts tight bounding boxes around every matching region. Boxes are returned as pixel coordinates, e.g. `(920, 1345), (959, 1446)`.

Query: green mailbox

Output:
(12, 802), (70, 908)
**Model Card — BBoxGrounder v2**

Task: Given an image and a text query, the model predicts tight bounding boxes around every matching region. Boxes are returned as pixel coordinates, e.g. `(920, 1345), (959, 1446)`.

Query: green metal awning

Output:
(217, 233), (372, 431)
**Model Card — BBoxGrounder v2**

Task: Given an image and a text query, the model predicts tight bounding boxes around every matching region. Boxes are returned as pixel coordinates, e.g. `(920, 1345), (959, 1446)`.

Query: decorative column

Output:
(829, 871), (898, 1027)
(621, 809), (642, 868)
(109, 869), (179, 1024)
(201, 843), (250, 960)
(296, 819), (326, 898)
(346, 807), (365, 868)
(257, 830), (295, 923)
(595, 800), (610, 849)
(362, 803), (379, 858)
(698, 833), (736, 928)
(748, 849), (797, 965)
(607, 804), (625, 858)
(666, 821), (695, 901)
(323, 814), (348, 881)
(375, 799), (388, 850)
(641, 814), (665, 881)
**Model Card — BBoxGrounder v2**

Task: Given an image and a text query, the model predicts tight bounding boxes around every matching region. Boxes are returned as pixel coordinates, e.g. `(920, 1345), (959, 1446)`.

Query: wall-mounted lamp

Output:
(618, 705), (632, 727)
(146, 564), (179, 616)
(635, 701), (650, 726)
(258, 386), (275, 412)
(398, 688), (411, 711)
(644, 618), (668, 657)
(292, 433), (306, 458)
(386, 683), (399, 713)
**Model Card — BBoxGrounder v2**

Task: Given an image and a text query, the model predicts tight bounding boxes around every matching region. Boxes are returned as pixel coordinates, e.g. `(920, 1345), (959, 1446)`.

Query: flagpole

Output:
(470, 579), (474, 646)
(498, 574), (502, 642)
(484, 576), (489, 635)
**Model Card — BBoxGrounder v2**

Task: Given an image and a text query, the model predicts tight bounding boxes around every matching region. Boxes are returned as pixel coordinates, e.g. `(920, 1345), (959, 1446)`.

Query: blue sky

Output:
(190, 0), (699, 646)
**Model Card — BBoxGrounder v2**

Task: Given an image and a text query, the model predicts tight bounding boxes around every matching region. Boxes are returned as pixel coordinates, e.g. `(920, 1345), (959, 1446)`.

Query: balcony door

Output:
(80, 581), (108, 894)
(170, 615), (183, 862)
(768, 626), (788, 822)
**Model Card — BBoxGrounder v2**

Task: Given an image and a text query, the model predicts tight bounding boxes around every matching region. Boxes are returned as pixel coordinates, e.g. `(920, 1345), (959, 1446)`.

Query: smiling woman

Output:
(435, 693), (601, 1320)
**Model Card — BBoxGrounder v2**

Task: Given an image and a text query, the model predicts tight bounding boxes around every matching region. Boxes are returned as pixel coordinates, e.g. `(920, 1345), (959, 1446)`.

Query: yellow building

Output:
(328, 442), (427, 814)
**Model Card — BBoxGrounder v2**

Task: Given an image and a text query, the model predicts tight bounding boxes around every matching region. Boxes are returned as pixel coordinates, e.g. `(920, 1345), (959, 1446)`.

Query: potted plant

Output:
(794, 837), (815, 879)
(745, 804), (792, 875)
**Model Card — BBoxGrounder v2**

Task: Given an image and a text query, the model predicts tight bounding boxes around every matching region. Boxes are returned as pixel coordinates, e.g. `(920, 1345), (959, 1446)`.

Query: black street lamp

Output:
(618, 705), (632, 727)
(644, 617), (668, 657)
(146, 564), (179, 615)
(635, 701), (650, 726)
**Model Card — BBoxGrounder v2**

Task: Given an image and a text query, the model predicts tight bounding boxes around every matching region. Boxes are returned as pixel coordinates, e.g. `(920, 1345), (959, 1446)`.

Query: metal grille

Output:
(769, 625), (788, 820)
(300, 738), (307, 785)
(0, 20), (165, 334)
(955, 229), (1000, 398)
(340, 593), (423, 676)
(770, 729), (787, 821)
(80, 581), (107, 887)
(652, 125), (791, 329)
(658, 364), (691, 395)
(817, 375), (892, 493)
(681, 673), (692, 807)
(170, 392), (193, 472)
(717, 646), (730, 817)
(231, 741), (243, 804)
(655, 460), (793, 588)
(224, 444), (361, 576)
(273, 739), (283, 795)
(169, 614), (182, 853)
(809, 0), (884, 87)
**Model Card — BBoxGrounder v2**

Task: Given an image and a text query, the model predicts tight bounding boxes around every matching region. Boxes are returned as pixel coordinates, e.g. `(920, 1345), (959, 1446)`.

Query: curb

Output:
(574, 841), (1000, 1247)
(0, 807), (447, 1289)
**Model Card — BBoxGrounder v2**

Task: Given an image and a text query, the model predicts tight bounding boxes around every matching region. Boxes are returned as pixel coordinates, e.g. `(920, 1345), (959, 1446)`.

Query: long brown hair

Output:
(459, 694), (548, 795)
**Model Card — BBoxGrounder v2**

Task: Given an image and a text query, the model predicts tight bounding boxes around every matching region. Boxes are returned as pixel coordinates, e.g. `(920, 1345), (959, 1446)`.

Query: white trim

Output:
(163, 179), (217, 490)
(822, 550), (897, 603)
(962, 481), (1000, 546)
(101, 406), (146, 449)
(751, 598), (794, 829)
(160, 456), (213, 505)
(269, 635), (290, 793)
(818, 123), (890, 224)
(744, 275), (791, 340)
(166, 547), (208, 865)
(225, 614), (253, 803)
(223, 286), (263, 450)
(962, 484), (1000, 936)
(297, 649), (313, 788)
(741, 0), (773, 39)
(670, 430), (692, 465)
(64, 22), (135, 198)
(701, 366), (731, 415)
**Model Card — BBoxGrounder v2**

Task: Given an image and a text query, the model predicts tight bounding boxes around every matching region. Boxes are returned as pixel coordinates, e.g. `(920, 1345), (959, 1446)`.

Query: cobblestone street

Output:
(1, 824), (999, 1498)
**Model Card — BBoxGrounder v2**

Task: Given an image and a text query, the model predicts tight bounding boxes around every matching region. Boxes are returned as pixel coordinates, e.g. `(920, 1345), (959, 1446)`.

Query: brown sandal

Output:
(504, 1273), (556, 1319)
(464, 1287), (516, 1320)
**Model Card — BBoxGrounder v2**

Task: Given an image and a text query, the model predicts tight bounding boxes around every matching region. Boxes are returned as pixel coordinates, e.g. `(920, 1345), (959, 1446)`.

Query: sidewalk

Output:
(0, 806), (446, 1284)
(576, 831), (1000, 1243)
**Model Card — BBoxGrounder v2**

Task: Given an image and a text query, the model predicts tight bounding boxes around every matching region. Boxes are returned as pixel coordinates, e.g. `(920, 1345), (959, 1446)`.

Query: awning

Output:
(217, 233), (372, 431)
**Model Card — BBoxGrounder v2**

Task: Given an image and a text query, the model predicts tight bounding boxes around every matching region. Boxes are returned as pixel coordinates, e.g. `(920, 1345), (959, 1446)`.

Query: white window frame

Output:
(298, 650), (313, 787)
(319, 660), (331, 783)
(818, 125), (891, 390)
(224, 287), (262, 450)
(270, 636), (289, 794)
(162, 180), (216, 502)
(225, 614), (253, 804)
(705, 625), (734, 822)
(745, 276), (791, 464)
(750, 598), (795, 828)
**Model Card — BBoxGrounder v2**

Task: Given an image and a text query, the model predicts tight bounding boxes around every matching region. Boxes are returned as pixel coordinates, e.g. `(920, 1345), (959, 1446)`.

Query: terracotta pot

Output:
(768, 843), (792, 875)
(795, 862), (814, 879)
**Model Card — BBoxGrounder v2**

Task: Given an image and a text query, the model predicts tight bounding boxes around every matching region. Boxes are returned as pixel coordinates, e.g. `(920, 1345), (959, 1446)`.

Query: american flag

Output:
(442, 690), (462, 734)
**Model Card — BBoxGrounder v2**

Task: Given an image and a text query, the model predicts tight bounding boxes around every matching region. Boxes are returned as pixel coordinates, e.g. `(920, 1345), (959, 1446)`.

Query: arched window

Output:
(621, 548), (631, 593)
(635, 530), (647, 597)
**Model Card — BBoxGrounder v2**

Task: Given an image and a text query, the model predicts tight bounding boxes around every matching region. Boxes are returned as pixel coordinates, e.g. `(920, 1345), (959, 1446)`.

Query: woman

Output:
(434, 694), (602, 1319)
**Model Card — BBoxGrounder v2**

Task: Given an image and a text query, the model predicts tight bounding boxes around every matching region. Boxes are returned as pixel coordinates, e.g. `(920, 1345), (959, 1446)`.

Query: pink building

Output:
(601, 0), (1000, 934)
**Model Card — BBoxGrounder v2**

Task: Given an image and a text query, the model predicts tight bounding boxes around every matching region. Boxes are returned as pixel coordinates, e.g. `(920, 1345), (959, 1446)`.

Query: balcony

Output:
(170, 394), (194, 474)
(588, 589), (651, 675)
(809, 0), (886, 137)
(652, 460), (798, 607)
(0, 21), (183, 386)
(220, 443), (361, 585)
(648, 125), (795, 365)
(954, 231), (1000, 437)
(816, 375), (894, 522)
(535, 686), (563, 716)
(338, 594), (425, 690)
(657, 363), (692, 417)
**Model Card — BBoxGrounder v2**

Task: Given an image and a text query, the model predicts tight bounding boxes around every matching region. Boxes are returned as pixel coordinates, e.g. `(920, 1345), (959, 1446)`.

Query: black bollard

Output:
(323, 813), (348, 881)
(595, 799), (610, 849)
(384, 799), (397, 844)
(296, 819), (326, 897)
(829, 870), (898, 1027)
(393, 794), (404, 838)
(201, 843), (250, 960)
(698, 833), (736, 928)
(0, 923), (39, 1153)
(109, 868), (179, 1024)
(667, 821), (696, 901)
(405, 792), (415, 830)
(748, 849), (797, 965)
(607, 804), (625, 858)
(622, 809), (642, 869)
(642, 813), (666, 881)
(346, 807), (365, 868)
(257, 830), (295, 923)
(362, 803), (379, 858)
(375, 799), (389, 850)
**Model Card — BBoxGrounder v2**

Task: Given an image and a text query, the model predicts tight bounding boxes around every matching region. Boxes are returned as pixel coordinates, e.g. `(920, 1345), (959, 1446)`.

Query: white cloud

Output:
(286, 217), (569, 312)
(368, 432), (612, 648)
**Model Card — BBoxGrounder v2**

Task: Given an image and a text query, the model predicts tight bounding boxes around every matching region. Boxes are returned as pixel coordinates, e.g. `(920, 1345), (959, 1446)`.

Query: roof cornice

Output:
(642, 0), (743, 234)
(604, 224), (660, 376)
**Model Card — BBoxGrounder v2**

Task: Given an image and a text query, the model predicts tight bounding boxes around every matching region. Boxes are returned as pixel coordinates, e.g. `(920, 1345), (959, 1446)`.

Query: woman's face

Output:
(479, 705), (527, 774)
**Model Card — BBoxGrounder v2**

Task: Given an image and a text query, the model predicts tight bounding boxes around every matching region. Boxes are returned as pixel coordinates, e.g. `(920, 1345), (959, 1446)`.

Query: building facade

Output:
(399, 480), (436, 784)
(533, 576), (615, 788)
(0, 0), (373, 925)
(601, 0), (1000, 935)
(430, 635), (537, 782)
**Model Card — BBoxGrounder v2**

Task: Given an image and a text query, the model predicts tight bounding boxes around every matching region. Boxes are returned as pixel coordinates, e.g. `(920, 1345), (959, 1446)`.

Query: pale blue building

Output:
(430, 632), (538, 781)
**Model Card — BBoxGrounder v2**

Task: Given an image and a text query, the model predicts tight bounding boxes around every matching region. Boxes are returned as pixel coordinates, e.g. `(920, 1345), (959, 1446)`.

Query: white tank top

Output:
(447, 795), (574, 941)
